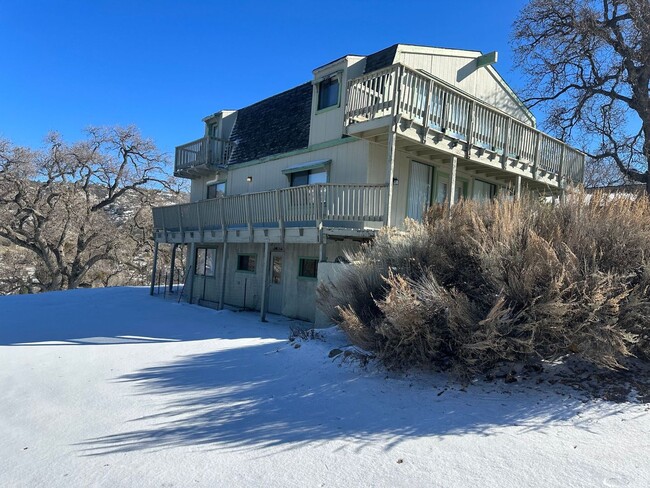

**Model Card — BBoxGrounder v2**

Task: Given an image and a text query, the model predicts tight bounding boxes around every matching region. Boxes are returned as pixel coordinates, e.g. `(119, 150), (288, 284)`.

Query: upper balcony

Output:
(345, 64), (585, 188)
(174, 136), (232, 178)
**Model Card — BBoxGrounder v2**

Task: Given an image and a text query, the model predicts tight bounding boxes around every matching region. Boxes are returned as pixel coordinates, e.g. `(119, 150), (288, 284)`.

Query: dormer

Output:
(308, 55), (365, 146)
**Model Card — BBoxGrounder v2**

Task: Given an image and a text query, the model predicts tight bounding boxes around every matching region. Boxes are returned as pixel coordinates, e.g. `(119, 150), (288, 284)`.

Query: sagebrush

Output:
(318, 192), (650, 377)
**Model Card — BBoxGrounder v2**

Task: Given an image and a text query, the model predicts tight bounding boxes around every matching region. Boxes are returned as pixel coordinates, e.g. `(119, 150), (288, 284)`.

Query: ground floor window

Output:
(207, 181), (226, 199)
(298, 257), (318, 279)
(290, 169), (327, 187)
(195, 248), (216, 276)
(237, 254), (256, 273)
(472, 179), (497, 200)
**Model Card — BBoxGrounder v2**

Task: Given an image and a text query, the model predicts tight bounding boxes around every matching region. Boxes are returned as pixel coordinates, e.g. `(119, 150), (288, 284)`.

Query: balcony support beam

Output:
(218, 240), (228, 310)
(149, 241), (159, 296)
(384, 119), (399, 227)
(260, 241), (270, 322)
(448, 156), (458, 216)
(168, 243), (177, 293)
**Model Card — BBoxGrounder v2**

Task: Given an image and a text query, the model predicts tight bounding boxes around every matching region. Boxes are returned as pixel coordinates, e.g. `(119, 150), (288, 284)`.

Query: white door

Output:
(268, 252), (283, 315)
(407, 161), (433, 221)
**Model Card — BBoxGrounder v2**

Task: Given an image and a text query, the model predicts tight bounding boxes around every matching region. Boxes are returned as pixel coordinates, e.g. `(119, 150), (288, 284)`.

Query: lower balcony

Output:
(152, 183), (388, 244)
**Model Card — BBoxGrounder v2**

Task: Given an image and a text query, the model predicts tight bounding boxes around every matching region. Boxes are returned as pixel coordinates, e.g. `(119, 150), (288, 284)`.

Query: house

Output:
(150, 43), (585, 323)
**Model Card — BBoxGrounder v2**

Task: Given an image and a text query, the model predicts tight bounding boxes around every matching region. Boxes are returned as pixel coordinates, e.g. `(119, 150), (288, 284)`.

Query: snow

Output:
(0, 287), (648, 487)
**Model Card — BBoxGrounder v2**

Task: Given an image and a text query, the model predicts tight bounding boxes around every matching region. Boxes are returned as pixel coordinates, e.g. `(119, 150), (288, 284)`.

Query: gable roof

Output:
(228, 82), (312, 165)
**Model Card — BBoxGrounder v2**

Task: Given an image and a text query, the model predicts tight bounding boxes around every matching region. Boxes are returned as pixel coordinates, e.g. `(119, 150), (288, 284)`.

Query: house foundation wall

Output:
(187, 239), (361, 323)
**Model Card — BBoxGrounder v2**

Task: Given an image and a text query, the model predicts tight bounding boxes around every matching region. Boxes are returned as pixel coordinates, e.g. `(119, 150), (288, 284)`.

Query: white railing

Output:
(174, 137), (232, 174)
(346, 64), (585, 184)
(152, 184), (387, 235)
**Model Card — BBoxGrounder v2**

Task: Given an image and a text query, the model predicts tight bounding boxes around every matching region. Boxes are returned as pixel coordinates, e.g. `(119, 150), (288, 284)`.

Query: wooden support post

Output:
(149, 241), (159, 296)
(421, 79), (432, 143)
(186, 242), (197, 304)
(260, 241), (270, 322)
(533, 132), (541, 181)
(515, 175), (522, 200)
(448, 156), (458, 216)
(245, 194), (253, 242)
(319, 229), (326, 263)
(501, 118), (511, 169)
(384, 124), (398, 227)
(275, 189), (285, 243)
(465, 101), (474, 159)
(168, 243), (177, 292)
(218, 240), (228, 310)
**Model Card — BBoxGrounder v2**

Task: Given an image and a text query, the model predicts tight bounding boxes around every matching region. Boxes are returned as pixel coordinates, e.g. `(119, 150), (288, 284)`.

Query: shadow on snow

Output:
(77, 339), (618, 456)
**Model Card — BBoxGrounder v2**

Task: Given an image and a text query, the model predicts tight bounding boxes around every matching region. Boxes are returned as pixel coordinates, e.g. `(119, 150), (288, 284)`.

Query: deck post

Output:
(383, 66), (402, 228)
(448, 156), (458, 216)
(218, 240), (228, 310)
(149, 241), (159, 296)
(168, 243), (177, 292)
(515, 175), (522, 200)
(186, 242), (196, 304)
(384, 125), (398, 227)
(260, 241), (270, 322)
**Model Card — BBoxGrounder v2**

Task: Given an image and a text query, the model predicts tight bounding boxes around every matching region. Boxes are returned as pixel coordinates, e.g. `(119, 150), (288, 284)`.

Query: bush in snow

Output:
(318, 191), (650, 378)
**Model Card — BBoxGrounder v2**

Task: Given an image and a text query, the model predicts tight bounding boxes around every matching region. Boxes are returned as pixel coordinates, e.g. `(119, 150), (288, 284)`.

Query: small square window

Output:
(207, 182), (226, 199)
(237, 254), (256, 273)
(298, 258), (318, 279)
(318, 77), (339, 110)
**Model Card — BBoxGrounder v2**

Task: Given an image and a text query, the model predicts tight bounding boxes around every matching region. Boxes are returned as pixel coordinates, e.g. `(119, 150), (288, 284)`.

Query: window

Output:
(472, 180), (497, 201)
(207, 182), (226, 199)
(290, 169), (327, 187)
(237, 254), (256, 273)
(195, 248), (216, 276)
(298, 258), (318, 279)
(317, 76), (339, 110)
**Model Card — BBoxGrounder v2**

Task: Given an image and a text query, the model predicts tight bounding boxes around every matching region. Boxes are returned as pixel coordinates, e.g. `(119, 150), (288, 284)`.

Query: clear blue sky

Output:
(0, 0), (529, 161)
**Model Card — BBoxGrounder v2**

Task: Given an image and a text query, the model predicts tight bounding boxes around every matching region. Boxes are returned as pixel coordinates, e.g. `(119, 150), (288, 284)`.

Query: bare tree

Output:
(512, 0), (650, 190)
(0, 126), (176, 292)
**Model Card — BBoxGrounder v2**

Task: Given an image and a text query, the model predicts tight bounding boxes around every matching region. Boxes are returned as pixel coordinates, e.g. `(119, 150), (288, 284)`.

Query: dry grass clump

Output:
(318, 191), (650, 377)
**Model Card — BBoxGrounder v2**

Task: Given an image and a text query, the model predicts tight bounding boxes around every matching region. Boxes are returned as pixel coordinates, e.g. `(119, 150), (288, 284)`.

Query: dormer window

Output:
(317, 76), (340, 110)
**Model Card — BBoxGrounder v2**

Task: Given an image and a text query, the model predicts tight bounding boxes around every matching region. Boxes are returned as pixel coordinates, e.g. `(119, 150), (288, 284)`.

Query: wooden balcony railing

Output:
(152, 183), (387, 236)
(174, 137), (232, 176)
(345, 64), (585, 184)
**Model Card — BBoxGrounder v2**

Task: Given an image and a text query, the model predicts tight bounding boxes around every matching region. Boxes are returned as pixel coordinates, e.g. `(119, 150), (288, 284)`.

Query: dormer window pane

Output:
(318, 77), (339, 110)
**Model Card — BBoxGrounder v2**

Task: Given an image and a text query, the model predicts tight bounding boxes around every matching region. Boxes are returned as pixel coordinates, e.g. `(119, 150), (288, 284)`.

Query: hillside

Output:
(0, 287), (648, 487)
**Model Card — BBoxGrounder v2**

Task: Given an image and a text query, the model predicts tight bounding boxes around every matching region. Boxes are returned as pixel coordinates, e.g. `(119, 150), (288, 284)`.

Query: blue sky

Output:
(0, 0), (529, 160)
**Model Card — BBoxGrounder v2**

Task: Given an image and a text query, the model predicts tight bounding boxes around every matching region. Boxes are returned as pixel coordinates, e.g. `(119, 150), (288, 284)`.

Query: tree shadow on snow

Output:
(77, 339), (620, 456)
(0, 287), (292, 346)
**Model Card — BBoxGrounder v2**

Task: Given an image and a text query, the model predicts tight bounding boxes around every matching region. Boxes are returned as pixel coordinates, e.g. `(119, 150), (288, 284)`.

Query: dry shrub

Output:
(318, 191), (650, 377)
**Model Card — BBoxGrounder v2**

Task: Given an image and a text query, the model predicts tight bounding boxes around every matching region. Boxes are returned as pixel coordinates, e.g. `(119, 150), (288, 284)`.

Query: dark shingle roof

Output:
(364, 44), (398, 74)
(228, 82), (312, 165)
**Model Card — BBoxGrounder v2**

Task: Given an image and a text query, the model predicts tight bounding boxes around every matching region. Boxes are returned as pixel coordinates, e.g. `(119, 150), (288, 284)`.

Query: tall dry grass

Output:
(318, 192), (650, 377)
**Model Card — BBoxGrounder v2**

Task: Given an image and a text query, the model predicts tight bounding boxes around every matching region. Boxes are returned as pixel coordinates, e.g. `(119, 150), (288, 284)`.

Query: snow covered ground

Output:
(1, 287), (648, 487)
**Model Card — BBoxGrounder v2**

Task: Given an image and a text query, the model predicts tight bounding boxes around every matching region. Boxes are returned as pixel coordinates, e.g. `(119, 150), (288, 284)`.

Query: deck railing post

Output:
(466, 101), (475, 158)
(501, 118), (512, 170)
(533, 132), (541, 181)
(245, 194), (253, 241)
(178, 206), (184, 243)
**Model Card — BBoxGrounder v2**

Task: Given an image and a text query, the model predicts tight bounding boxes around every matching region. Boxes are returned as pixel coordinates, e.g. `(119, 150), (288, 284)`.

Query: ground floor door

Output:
(407, 161), (433, 221)
(268, 252), (284, 315)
